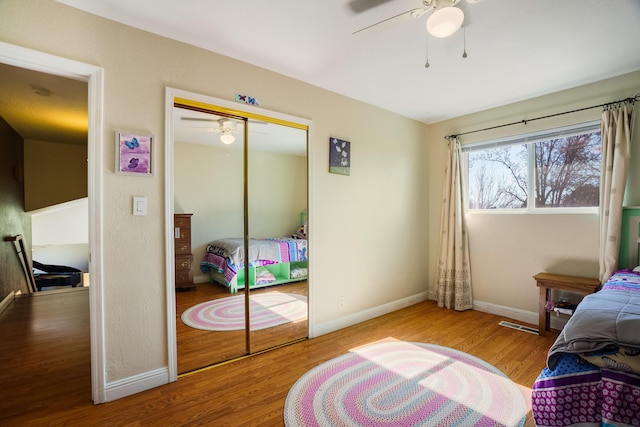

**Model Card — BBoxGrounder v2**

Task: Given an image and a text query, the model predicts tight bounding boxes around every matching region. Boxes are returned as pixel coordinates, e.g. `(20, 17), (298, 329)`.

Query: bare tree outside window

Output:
(534, 133), (601, 207)
(467, 128), (601, 211)
(468, 145), (527, 209)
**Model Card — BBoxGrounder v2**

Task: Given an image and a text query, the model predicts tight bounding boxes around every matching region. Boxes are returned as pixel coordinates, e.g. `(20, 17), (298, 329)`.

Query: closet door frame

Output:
(164, 87), (313, 382)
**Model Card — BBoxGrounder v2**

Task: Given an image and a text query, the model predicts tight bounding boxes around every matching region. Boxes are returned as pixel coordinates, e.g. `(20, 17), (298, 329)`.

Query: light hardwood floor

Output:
(0, 288), (558, 426)
(177, 281), (308, 374)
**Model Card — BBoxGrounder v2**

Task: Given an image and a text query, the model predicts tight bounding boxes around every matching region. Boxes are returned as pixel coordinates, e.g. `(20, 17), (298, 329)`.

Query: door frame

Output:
(0, 42), (106, 403)
(164, 87), (314, 380)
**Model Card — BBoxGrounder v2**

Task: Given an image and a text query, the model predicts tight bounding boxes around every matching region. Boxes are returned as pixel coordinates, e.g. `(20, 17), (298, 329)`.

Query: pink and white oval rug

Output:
(181, 292), (307, 331)
(284, 340), (527, 427)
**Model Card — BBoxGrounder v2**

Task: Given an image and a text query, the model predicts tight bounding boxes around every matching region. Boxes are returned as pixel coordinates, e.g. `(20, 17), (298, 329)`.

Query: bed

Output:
(531, 268), (640, 427)
(200, 235), (307, 293)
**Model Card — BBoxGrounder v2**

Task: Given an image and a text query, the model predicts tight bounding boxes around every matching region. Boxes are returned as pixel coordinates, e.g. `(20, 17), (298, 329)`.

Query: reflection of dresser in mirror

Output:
(174, 213), (195, 290)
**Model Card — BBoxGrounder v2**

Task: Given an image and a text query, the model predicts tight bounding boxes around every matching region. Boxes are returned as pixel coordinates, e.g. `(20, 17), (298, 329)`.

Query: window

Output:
(464, 121), (601, 211)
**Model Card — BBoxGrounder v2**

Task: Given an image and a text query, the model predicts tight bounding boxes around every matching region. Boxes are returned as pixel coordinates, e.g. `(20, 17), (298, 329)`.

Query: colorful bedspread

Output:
(532, 269), (640, 427)
(200, 237), (307, 284)
(532, 353), (640, 427)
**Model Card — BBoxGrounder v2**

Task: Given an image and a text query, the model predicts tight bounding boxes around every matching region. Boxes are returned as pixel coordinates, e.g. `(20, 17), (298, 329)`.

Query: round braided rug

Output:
(181, 292), (307, 331)
(284, 341), (527, 427)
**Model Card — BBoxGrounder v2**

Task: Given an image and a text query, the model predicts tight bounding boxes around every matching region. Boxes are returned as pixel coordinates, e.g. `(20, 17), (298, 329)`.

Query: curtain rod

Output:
(445, 92), (640, 141)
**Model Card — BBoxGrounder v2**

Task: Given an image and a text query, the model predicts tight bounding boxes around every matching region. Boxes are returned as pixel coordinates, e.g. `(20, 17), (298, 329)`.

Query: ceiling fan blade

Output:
(353, 7), (429, 36)
(182, 116), (267, 126)
(181, 117), (218, 122)
(348, 0), (396, 13)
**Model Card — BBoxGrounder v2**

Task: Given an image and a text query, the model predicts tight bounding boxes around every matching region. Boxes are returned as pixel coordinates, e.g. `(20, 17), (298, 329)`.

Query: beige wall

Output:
(174, 142), (244, 258)
(30, 198), (89, 272)
(247, 150), (307, 239)
(0, 0), (429, 384)
(428, 71), (640, 313)
(24, 139), (87, 211)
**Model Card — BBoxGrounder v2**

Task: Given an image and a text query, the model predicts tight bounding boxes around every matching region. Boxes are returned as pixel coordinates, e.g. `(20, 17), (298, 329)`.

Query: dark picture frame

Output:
(329, 137), (350, 176)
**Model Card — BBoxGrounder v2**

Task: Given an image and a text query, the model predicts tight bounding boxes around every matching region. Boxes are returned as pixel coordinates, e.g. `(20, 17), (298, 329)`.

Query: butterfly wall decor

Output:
(116, 131), (152, 176)
(124, 137), (139, 150)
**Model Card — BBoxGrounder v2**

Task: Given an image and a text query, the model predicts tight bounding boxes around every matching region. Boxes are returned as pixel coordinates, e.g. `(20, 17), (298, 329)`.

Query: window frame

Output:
(462, 120), (601, 214)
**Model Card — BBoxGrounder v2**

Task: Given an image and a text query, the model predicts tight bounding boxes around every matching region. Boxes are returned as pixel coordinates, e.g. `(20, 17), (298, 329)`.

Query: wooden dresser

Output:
(174, 213), (195, 291)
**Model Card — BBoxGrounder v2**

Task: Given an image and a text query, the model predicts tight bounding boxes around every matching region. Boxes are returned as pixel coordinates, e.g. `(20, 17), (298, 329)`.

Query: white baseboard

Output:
(311, 292), (428, 338)
(104, 367), (169, 402)
(0, 291), (15, 314)
(312, 294), (567, 339)
(473, 299), (567, 332)
(194, 274), (209, 284)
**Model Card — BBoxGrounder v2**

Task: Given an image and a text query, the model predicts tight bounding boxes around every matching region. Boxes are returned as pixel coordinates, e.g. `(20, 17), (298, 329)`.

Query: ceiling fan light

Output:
(427, 6), (464, 38)
(220, 133), (235, 144)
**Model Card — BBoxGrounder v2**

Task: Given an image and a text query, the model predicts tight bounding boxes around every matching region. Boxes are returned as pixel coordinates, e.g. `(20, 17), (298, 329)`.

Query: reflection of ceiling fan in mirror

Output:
(180, 116), (244, 144)
(214, 119), (239, 145)
(176, 112), (306, 156)
(353, 0), (482, 39)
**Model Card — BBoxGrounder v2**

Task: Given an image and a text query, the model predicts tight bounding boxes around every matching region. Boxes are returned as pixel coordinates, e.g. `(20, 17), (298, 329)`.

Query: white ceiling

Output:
(0, 63), (88, 145)
(55, 0), (640, 124)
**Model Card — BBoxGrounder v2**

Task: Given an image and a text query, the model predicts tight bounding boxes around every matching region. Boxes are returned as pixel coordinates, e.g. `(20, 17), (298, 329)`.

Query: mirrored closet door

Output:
(247, 120), (308, 354)
(172, 99), (308, 374)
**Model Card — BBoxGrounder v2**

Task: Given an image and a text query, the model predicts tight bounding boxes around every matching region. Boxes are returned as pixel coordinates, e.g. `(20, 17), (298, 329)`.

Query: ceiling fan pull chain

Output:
(425, 32), (430, 68)
(462, 24), (468, 59)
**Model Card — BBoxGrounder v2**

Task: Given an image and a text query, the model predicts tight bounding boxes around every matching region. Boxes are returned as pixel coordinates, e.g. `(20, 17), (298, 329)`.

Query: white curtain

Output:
(599, 103), (634, 283)
(436, 137), (473, 311)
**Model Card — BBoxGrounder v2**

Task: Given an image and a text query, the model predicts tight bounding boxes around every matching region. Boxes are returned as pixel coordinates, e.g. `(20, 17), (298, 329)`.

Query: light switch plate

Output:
(133, 196), (147, 216)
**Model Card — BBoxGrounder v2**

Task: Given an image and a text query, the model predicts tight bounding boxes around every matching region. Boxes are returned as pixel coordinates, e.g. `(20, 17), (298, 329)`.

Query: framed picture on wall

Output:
(116, 131), (153, 175)
(329, 137), (350, 176)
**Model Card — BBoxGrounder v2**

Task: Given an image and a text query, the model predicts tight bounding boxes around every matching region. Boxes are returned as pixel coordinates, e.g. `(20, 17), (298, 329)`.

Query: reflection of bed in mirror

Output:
(173, 98), (310, 373)
(200, 229), (307, 293)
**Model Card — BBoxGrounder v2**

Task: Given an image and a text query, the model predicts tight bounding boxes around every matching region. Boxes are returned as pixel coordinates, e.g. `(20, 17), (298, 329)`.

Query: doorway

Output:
(0, 42), (105, 403)
(165, 89), (312, 377)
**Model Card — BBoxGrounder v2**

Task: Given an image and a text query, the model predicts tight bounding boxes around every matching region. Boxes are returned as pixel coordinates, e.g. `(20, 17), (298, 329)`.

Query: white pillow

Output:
(633, 266), (640, 272)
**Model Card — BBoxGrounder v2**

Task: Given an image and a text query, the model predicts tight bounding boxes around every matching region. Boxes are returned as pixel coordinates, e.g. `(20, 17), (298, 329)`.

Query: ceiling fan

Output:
(353, 0), (482, 39)
(213, 119), (240, 144)
(181, 117), (241, 144)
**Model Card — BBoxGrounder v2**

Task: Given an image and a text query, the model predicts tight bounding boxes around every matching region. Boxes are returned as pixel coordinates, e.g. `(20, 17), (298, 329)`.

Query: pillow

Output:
(290, 267), (308, 279)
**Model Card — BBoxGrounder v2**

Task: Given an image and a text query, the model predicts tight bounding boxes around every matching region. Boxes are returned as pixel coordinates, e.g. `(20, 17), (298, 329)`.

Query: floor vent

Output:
(498, 320), (539, 335)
